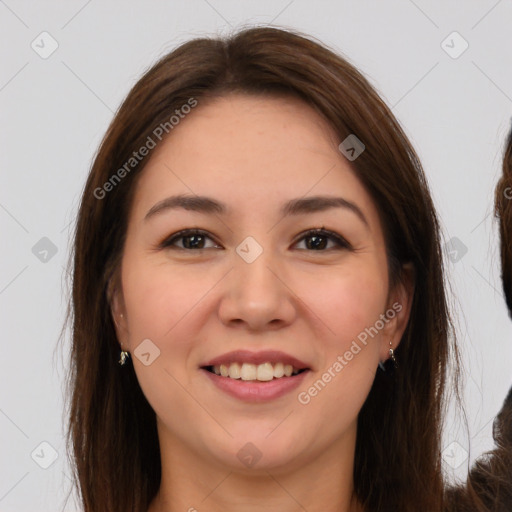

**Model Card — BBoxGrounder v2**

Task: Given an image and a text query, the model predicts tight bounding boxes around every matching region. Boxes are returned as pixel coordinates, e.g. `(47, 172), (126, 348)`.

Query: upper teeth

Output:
(212, 362), (301, 381)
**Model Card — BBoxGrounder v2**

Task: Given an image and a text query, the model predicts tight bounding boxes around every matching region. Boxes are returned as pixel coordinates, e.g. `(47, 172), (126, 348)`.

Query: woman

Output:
(444, 124), (512, 511)
(65, 27), (459, 511)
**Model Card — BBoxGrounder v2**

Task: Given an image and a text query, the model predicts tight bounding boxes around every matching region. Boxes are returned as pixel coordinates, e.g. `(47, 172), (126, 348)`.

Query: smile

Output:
(200, 349), (311, 402)
(205, 362), (306, 381)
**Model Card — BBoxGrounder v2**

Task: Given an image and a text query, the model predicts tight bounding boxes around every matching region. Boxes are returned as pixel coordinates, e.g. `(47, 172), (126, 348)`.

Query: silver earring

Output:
(378, 341), (398, 371)
(388, 341), (398, 369)
(119, 350), (130, 366)
(117, 313), (129, 365)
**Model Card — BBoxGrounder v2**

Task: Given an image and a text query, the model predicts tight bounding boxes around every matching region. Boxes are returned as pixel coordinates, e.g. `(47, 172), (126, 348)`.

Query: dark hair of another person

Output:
(444, 124), (512, 511)
(62, 27), (460, 512)
(496, 126), (512, 317)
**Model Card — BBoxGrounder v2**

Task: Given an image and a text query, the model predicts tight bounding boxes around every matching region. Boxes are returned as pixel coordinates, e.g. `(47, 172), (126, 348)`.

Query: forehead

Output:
(153, 93), (340, 170)
(129, 94), (378, 224)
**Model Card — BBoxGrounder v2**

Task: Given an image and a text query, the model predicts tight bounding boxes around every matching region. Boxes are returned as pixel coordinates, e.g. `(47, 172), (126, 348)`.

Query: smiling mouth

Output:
(203, 362), (309, 382)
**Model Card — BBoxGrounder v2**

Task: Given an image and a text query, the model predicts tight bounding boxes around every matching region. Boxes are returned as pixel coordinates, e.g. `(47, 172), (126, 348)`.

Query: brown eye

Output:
(160, 229), (221, 250)
(294, 228), (352, 251)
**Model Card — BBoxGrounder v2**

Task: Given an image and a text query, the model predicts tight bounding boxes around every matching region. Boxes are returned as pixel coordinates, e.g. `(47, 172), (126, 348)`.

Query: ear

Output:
(107, 273), (129, 349)
(379, 262), (415, 361)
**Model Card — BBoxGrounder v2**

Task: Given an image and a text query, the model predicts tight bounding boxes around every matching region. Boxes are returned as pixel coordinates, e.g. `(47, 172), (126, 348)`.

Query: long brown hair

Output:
(63, 26), (457, 512)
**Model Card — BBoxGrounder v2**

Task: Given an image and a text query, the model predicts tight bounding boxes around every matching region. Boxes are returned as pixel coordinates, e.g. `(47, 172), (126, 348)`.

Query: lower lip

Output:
(201, 368), (310, 403)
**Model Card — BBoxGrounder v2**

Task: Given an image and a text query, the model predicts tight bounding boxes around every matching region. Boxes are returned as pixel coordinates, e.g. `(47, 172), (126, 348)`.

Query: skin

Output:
(111, 94), (414, 512)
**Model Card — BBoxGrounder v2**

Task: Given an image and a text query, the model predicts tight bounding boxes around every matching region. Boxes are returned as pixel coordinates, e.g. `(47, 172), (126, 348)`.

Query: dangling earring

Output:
(119, 349), (130, 366)
(388, 340), (398, 369)
(378, 341), (398, 371)
(117, 313), (130, 366)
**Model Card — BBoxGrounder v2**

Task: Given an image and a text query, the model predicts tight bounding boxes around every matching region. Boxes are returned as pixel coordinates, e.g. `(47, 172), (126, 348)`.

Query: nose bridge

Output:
(218, 235), (295, 329)
(234, 236), (282, 299)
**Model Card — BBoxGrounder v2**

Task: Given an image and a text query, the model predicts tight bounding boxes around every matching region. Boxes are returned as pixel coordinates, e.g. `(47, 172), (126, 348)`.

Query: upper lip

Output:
(201, 350), (311, 370)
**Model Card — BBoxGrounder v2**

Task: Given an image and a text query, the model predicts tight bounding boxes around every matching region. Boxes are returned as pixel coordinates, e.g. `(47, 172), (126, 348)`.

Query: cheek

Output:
(120, 257), (213, 429)
(121, 255), (211, 341)
(307, 265), (388, 350)
(295, 264), (387, 411)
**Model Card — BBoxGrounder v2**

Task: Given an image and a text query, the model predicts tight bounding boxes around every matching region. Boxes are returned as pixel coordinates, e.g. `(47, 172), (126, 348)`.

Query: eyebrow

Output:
(144, 193), (369, 226)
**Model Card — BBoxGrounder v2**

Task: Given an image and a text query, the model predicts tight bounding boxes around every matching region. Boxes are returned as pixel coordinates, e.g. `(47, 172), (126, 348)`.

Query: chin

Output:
(204, 430), (310, 473)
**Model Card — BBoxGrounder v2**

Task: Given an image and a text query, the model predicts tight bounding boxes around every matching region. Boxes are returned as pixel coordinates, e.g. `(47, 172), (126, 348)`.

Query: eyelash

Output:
(159, 227), (352, 252)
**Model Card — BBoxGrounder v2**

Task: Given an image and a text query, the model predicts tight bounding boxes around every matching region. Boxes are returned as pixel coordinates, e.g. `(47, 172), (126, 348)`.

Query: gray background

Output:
(1, 1), (512, 510)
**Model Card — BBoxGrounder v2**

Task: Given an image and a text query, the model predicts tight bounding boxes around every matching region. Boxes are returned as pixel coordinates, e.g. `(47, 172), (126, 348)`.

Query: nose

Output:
(217, 244), (297, 332)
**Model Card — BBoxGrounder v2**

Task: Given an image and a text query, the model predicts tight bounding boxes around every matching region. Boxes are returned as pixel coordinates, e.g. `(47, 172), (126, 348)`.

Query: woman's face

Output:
(112, 94), (412, 473)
